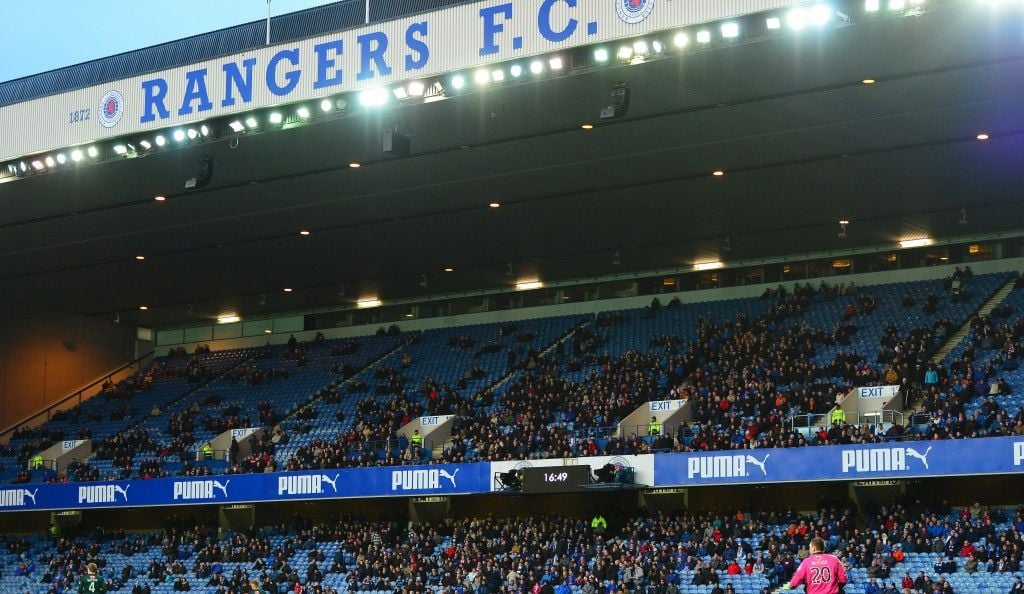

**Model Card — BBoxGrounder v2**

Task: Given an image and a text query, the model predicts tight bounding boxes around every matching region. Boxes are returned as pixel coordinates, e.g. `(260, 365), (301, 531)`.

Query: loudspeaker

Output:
(185, 156), (214, 189)
(383, 130), (411, 157)
(600, 82), (630, 120)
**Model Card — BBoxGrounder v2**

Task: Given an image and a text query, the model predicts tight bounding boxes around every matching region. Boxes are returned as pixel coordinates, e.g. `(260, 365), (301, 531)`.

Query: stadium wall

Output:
(0, 305), (135, 430)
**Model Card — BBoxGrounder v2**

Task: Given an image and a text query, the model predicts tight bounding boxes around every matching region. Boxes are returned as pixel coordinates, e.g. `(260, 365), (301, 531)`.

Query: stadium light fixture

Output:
(362, 87), (389, 106)
(581, 124), (594, 130)
(349, 162), (361, 169)
(451, 74), (467, 90)
(269, 112), (284, 124)
(862, 78), (876, 84)
(187, 128), (199, 140)
(319, 99), (333, 113)
(200, 125), (210, 136)
(139, 139), (153, 149)
(173, 129), (186, 142)
(87, 146), (99, 158)
(55, 154), (66, 165)
(548, 57), (564, 70)
(976, 132), (990, 140)
(696, 30), (712, 43)
(633, 40), (649, 55)
(787, 8), (809, 30)
(282, 287), (293, 293)
(489, 202), (501, 208)
(509, 64), (523, 78)
(70, 149), (84, 162)
(652, 40), (664, 54)
(139, 305), (148, 311)
(31, 160), (44, 171)
(356, 298), (382, 309)
(865, 0), (880, 10)
(296, 106), (311, 119)
(155, 135), (167, 146)
(899, 238), (934, 248)
(594, 48), (610, 62)
(154, 195), (166, 202)
(888, 0), (905, 9)
(113, 144), (128, 155)
(673, 32), (690, 47)
(491, 69), (505, 82)
(693, 261), (724, 271)
(474, 69), (490, 85)
(721, 22), (740, 38)
(245, 116), (259, 129)
(408, 81), (426, 96)
(766, 16), (782, 29)
(217, 315), (241, 324)
(393, 86), (409, 100)
(617, 46), (634, 60)
(135, 255), (146, 261)
(515, 280), (543, 291)
(810, 4), (835, 25)
(712, 170), (725, 177)
(530, 60), (545, 74)
(44, 156), (55, 167)
(299, 230), (311, 236)
(444, 267), (454, 272)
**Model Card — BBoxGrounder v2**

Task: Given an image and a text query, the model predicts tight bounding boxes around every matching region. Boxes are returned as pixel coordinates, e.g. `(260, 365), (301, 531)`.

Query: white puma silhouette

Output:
(213, 480), (230, 497)
(905, 446), (932, 469)
(320, 474), (339, 492)
(23, 489), (38, 505)
(439, 468), (459, 488)
(745, 454), (770, 476)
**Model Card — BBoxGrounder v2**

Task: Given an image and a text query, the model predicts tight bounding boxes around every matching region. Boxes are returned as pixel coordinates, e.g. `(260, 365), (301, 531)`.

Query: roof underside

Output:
(0, 3), (1022, 327)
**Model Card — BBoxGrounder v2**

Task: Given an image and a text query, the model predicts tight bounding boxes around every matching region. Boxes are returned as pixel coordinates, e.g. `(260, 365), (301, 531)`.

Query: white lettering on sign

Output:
(857, 385), (899, 399)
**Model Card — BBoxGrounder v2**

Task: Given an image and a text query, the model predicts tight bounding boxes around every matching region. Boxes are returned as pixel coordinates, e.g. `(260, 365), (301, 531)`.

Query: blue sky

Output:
(0, 0), (340, 83)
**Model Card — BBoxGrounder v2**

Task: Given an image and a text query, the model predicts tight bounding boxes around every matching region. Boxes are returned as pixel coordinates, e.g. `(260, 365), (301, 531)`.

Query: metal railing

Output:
(789, 409), (908, 437)
(572, 424), (679, 440)
(0, 351), (155, 444)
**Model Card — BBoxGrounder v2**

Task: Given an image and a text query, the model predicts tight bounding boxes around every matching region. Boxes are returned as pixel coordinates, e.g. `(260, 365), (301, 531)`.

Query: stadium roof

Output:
(0, 0), (472, 106)
(0, 1), (1022, 327)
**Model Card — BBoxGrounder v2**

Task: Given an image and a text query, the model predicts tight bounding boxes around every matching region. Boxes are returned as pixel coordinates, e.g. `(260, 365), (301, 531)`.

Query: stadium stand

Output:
(2, 501), (1024, 594)
(3, 271), (1021, 483)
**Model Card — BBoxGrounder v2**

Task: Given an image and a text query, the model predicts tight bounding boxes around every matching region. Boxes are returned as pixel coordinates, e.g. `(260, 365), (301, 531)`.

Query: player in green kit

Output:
(78, 562), (107, 594)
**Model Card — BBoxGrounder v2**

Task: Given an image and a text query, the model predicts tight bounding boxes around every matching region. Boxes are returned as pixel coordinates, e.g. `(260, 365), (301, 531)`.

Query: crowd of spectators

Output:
(7, 499), (1024, 594)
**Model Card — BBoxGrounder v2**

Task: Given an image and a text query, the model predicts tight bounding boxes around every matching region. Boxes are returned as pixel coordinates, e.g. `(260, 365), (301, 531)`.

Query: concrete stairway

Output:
(931, 278), (1017, 363)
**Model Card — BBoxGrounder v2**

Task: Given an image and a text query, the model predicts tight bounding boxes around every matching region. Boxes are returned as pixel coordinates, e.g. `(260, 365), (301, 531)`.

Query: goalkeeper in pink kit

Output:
(783, 538), (848, 594)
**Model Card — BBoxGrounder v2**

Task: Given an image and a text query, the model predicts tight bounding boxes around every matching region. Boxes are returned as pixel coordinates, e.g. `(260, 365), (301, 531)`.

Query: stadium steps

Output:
(277, 334), (416, 425)
(431, 319), (590, 458)
(84, 349), (262, 462)
(932, 277), (1017, 363)
(910, 277), (1017, 412)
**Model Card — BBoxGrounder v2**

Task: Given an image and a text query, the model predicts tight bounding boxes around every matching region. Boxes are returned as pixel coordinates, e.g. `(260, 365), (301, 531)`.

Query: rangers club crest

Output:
(98, 90), (125, 128)
(617, 0), (655, 24)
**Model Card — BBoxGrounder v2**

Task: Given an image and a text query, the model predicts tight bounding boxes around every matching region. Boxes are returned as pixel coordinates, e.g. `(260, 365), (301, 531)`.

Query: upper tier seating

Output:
(2, 270), (1018, 483)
